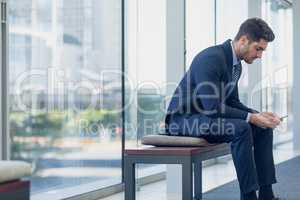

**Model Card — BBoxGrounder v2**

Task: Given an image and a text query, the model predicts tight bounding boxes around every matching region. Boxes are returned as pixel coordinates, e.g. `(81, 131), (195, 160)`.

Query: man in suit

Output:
(165, 18), (281, 200)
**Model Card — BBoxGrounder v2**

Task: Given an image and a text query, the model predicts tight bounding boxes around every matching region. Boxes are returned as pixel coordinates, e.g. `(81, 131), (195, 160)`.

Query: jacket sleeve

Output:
(190, 58), (249, 119)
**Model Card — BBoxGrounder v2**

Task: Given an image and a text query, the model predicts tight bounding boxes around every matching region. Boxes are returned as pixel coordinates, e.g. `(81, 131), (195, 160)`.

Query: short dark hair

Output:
(234, 18), (275, 42)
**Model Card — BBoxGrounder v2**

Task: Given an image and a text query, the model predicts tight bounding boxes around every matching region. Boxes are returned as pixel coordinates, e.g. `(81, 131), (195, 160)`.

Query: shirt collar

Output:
(230, 40), (240, 66)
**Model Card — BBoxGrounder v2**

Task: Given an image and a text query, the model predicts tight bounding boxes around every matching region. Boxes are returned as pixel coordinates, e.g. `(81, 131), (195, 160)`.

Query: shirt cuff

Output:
(246, 113), (251, 123)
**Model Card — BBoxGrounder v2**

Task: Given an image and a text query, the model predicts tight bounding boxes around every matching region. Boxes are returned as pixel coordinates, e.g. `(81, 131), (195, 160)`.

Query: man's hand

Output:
(249, 112), (281, 129)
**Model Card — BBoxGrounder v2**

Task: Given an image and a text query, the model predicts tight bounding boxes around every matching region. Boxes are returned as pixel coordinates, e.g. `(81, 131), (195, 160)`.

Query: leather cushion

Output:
(141, 134), (214, 147)
(0, 161), (32, 183)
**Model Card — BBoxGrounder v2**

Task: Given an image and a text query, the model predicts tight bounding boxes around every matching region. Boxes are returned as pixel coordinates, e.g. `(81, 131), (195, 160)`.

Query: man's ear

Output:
(239, 35), (249, 45)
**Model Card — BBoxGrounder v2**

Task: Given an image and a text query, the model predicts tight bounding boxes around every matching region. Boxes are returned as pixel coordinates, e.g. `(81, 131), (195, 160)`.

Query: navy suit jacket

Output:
(165, 40), (256, 133)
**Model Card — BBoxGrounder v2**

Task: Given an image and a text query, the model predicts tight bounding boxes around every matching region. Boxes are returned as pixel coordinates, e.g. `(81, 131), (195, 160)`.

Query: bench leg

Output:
(182, 158), (193, 200)
(124, 158), (136, 200)
(194, 161), (202, 200)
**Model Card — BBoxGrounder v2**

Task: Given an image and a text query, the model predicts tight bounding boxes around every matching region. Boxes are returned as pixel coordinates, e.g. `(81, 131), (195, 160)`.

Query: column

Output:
(166, 0), (185, 197)
(0, 0), (9, 160)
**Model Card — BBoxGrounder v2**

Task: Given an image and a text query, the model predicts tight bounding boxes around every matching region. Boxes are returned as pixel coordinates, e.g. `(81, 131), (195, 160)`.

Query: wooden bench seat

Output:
(124, 139), (231, 200)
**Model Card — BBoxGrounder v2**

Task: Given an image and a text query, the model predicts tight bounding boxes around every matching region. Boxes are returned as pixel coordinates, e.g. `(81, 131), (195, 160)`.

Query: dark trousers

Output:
(168, 116), (277, 194)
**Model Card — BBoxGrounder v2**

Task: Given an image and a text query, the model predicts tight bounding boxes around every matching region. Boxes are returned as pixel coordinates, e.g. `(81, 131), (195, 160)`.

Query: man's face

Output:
(240, 38), (268, 64)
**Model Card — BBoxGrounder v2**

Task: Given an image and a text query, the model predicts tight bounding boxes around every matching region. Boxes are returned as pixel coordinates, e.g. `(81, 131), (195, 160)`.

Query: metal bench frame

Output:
(124, 143), (230, 200)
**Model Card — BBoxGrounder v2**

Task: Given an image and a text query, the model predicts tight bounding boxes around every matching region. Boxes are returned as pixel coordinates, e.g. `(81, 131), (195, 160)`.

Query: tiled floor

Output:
(100, 142), (300, 200)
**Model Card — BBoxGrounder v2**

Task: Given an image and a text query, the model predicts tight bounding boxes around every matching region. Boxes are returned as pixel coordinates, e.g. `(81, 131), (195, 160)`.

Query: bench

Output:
(124, 135), (231, 200)
(0, 161), (32, 200)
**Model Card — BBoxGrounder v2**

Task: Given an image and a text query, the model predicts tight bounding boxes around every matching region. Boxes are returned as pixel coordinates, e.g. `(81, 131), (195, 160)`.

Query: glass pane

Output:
(8, 0), (122, 197)
(125, 0), (167, 176)
(216, 0), (249, 104)
(216, 0), (248, 43)
(261, 0), (293, 143)
(185, 0), (215, 69)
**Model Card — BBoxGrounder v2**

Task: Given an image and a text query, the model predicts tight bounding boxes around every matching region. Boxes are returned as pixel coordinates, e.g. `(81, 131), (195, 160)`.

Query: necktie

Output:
(232, 61), (242, 83)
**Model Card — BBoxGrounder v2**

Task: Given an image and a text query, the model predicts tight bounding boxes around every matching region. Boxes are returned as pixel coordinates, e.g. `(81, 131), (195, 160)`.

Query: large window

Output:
(4, 1), (293, 199)
(216, 0), (249, 104)
(216, 0), (248, 44)
(261, 0), (293, 143)
(185, 0), (215, 69)
(125, 0), (167, 176)
(8, 0), (122, 198)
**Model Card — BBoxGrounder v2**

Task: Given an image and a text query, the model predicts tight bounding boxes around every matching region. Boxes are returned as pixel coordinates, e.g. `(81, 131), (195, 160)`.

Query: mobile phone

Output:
(280, 115), (288, 121)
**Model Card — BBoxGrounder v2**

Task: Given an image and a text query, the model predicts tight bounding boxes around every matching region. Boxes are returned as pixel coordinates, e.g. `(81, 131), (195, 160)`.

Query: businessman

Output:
(165, 18), (281, 200)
